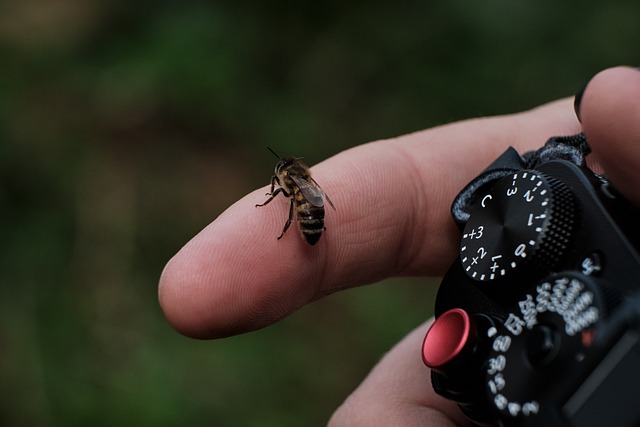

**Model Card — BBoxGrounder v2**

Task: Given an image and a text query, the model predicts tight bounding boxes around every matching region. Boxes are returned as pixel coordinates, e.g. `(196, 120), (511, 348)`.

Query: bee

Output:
(256, 147), (336, 245)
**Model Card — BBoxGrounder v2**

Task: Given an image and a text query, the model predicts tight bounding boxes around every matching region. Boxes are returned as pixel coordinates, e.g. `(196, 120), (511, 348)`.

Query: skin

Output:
(159, 66), (640, 426)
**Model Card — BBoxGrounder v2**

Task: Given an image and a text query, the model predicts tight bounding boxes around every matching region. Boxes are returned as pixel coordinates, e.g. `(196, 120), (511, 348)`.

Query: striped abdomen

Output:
(294, 189), (325, 246)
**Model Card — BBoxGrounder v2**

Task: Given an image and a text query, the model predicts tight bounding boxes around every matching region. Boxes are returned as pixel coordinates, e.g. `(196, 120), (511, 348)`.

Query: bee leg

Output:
(277, 199), (295, 240)
(256, 187), (286, 207)
(264, 175), (278, 195)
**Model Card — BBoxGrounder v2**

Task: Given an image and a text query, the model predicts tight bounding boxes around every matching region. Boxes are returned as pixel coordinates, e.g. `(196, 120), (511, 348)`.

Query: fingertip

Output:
(579, 66), (640, 206)
(158, 190), (322, 339)
(158, 237), (237, 339)
(158, 252), (209, 338)
(579, 66), (640, 125)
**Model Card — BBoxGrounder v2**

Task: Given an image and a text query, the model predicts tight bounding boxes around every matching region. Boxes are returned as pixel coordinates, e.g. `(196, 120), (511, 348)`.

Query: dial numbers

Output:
(460, 171), (569, 282)
(483, 273), (601, 420)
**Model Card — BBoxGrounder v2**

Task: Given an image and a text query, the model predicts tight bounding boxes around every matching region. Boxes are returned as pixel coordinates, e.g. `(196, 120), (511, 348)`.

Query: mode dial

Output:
(483, 272), (604, 422)
(461, 171), (575, 282)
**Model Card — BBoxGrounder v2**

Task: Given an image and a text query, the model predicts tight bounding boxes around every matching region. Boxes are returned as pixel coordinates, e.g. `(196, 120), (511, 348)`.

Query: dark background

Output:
(1, 1), (638, 426)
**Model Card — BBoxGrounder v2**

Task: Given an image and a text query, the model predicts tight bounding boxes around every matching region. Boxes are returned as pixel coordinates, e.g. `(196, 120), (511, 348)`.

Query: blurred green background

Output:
(1, 1), (638, 426)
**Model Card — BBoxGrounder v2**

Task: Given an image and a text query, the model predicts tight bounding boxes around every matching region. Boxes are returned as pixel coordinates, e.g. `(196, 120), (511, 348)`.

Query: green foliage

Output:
(1, 1), (639, 425)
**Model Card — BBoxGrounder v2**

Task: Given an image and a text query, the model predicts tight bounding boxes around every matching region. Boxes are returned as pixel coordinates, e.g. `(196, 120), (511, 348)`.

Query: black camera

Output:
(422, 135), (640, 426)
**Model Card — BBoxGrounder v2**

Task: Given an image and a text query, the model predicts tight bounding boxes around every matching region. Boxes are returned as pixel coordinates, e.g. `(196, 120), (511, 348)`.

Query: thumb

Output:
(578, 66), (640, 207)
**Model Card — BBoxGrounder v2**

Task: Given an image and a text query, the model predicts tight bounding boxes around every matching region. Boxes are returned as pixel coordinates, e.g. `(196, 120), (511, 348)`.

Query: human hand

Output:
(159, 66), (640, 426)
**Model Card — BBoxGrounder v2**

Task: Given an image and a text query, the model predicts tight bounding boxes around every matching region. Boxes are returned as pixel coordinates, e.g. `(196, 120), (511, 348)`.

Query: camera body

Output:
(423, 143), (640, 426)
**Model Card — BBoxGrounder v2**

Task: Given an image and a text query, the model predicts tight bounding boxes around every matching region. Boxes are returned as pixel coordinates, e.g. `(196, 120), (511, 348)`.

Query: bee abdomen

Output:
(297, 203), (325, 245)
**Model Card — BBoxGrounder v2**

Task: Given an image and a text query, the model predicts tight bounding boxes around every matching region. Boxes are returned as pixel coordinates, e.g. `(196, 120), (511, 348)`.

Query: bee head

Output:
(267, 147), (303, 176)
(274, 159), (288, 175)
(274, 157), (302, 175)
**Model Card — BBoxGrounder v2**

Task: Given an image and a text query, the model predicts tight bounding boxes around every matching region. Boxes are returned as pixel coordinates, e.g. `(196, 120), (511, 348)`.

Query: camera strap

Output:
(523, 132), (590, 168)
(451, 133), (590, 226)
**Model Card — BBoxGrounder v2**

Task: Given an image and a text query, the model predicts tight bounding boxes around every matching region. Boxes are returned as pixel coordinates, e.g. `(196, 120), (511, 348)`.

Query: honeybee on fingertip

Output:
(255, 147), (336, 246)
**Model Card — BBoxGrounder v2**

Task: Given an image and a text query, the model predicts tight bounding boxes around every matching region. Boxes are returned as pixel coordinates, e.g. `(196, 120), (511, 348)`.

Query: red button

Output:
(422, 308), (474, 371)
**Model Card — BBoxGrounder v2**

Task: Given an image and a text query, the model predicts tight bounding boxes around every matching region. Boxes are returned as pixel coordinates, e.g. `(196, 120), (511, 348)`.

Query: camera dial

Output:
(483, 272), (603, 422)
(461, 171), (575, 282)
(426, 139), (640, 426)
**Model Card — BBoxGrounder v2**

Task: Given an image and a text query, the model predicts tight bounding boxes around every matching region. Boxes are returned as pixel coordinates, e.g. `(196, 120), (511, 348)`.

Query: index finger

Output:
(159, 98), (580, 338)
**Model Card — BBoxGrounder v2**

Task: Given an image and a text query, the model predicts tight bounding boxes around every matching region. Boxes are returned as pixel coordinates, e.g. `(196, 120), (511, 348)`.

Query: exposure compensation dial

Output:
(461, 171), (576, 282)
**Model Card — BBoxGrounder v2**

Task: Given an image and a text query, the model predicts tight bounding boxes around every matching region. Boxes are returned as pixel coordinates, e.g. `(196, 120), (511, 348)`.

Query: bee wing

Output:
(311, 177), (336, 211)
(324, 193), (336, 211)
(291, 175), (326, 208)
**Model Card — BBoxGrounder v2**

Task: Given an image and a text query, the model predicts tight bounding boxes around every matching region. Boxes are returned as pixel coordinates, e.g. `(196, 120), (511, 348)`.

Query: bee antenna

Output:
(266, 147), (282, 160)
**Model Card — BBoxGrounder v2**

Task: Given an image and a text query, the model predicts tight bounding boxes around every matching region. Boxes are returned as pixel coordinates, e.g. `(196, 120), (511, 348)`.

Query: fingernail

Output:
(574, 87), (584, 122)
(574, 73), (598, 123)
